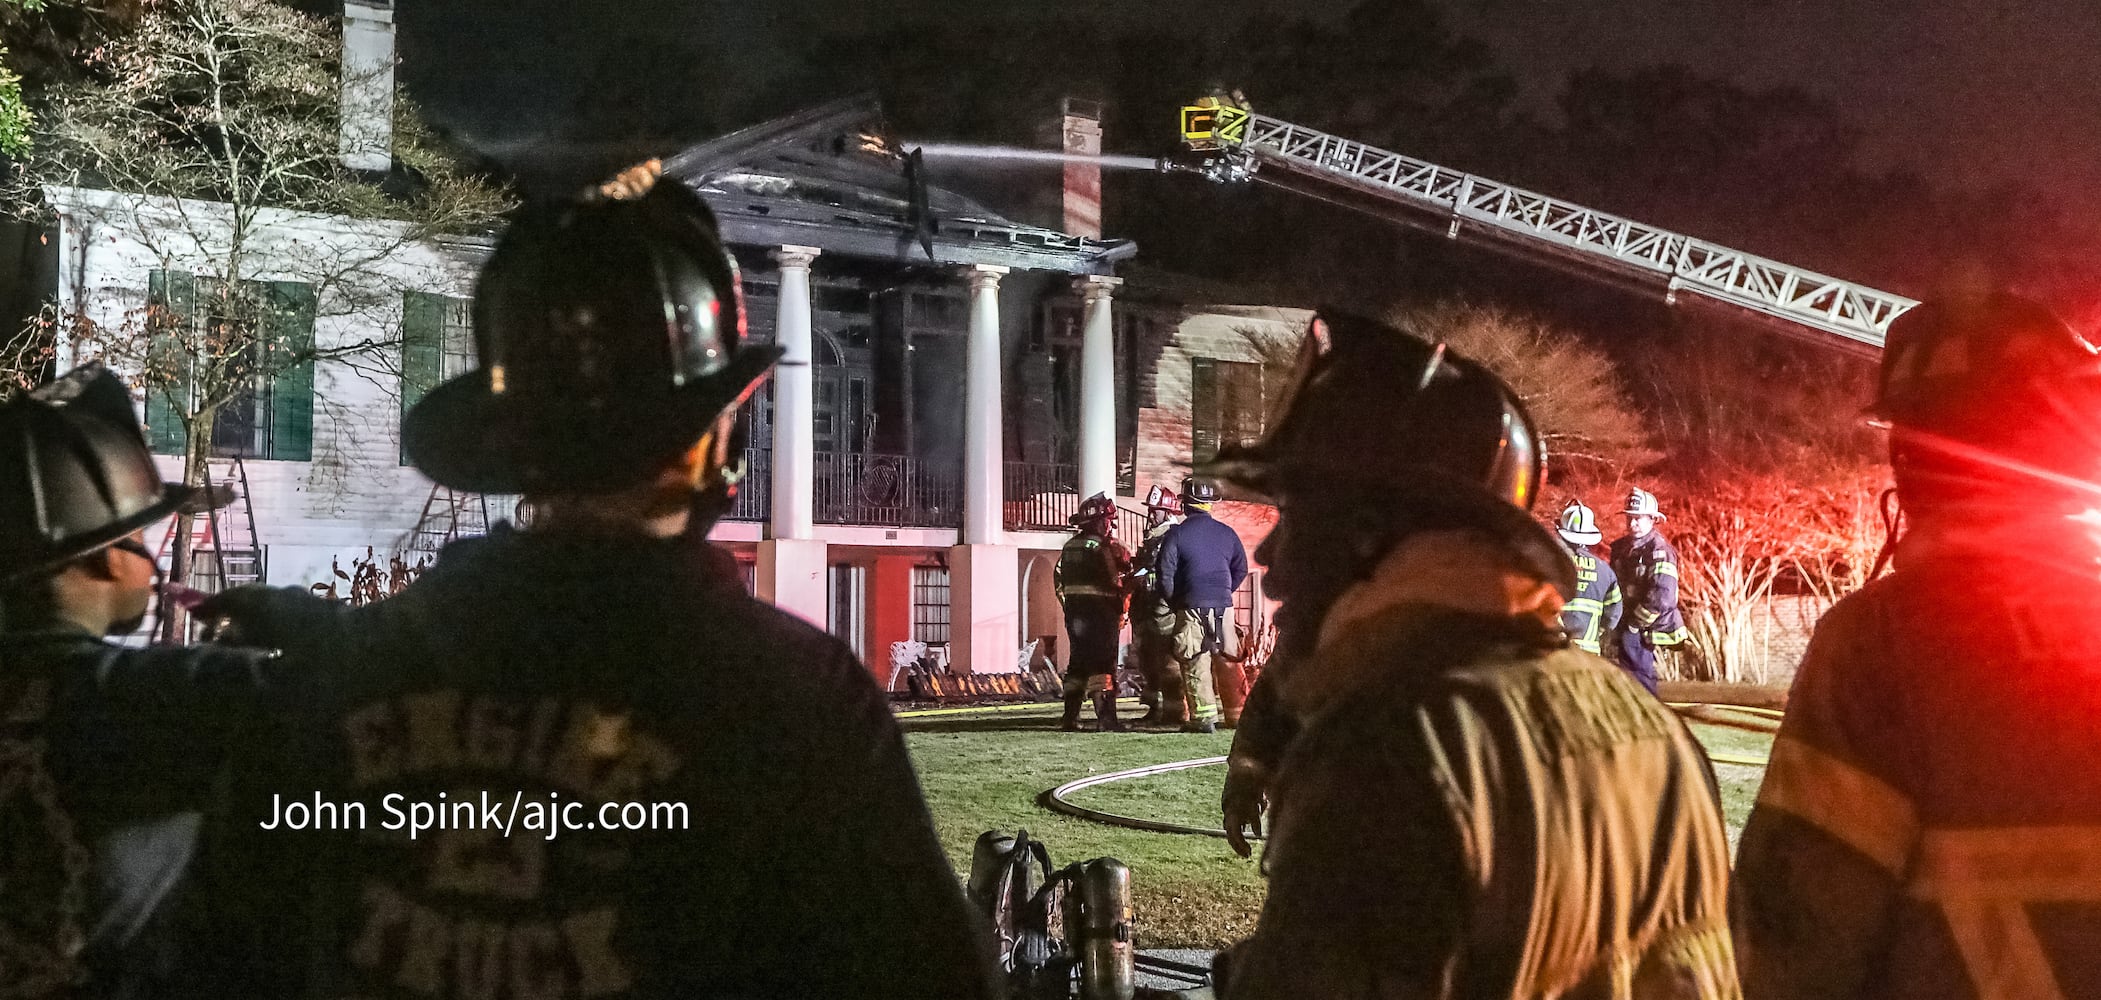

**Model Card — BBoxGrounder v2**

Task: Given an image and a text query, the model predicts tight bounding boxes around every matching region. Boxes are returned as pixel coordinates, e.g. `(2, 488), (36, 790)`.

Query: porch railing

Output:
(731, 452), (1144, 538)
(1004, 461), (1149, 546)
(1004, 461), (1080, 532)
(815, 451), (961, 528)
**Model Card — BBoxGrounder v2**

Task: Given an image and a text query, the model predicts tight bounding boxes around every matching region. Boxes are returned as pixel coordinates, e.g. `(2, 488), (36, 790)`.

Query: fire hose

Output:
(1040, 703), (1777, 839)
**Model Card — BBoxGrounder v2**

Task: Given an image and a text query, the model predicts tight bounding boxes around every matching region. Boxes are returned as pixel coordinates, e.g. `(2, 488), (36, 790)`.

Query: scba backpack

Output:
(967, 829), (1134, 999)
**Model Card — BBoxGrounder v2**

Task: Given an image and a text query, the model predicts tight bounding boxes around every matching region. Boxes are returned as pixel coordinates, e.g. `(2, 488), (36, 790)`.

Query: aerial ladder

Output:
(1172, 97), (1917, 351)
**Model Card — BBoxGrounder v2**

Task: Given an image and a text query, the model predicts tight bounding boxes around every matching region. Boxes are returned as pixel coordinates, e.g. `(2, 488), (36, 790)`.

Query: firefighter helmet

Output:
(1623, 488), (1666, 520)
(1870, 291), (2101, 506)
(1071, 492), (1117, 529)
(1181, 477), (1220, 505)
(1202, 309), (1572, 597)
(1143, 484), (1181, 516)
(1557, 501), (1603, 546)
(0, 364), (192, 584)
(402, 179), (784, 495)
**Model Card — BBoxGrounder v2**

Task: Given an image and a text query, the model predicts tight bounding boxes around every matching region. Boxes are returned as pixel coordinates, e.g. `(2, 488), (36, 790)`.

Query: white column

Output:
(963, 264), (1008, 545)
(1076, 274), (1122, 500)
(759, 245), (827, 629)
(770, 245), (820, 540)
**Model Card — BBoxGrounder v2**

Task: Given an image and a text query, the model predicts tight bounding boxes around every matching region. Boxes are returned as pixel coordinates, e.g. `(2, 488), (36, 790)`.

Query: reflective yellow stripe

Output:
(1604, 585), (1621, 603)
(1755, 735), (1919, 875)
(1653, 561), (1678, 579)
(1634, 608), (1660, 625)
(1905, 827), (2101, 1000)
(1909, 827), (2101, 901)
(1563, 598), (1604, 614)
(1651, 625), (1691, 646)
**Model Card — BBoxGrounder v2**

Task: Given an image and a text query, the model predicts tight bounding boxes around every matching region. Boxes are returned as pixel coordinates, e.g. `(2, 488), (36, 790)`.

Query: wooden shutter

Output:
(262, 281), (317, 461)
(143, 269), (194, 456)
(1190, 356), (1218, 463)
(399, 291), (446, 464)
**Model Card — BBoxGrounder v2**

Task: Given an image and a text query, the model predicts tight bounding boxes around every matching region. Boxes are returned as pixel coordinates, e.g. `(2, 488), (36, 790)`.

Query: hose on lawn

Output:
(1037, 703), (1775, 839)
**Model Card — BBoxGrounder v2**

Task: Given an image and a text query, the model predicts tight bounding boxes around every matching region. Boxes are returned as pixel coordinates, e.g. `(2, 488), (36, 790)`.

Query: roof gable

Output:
(664, 97), (1133, 274)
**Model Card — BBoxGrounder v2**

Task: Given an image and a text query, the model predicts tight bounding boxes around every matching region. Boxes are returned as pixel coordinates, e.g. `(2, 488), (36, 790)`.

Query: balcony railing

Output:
(1004, 461), (1147, 545)
(728, 452), (1143, 539)
(1004, 461), (1080, 532)
(726, 449), (963, 528)
(727, 448), (771, 522)
(816, 452), (961, 528)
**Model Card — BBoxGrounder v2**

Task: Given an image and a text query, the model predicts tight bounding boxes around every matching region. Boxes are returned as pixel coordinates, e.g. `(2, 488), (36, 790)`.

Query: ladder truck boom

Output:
(1175, 98), (1916, 350)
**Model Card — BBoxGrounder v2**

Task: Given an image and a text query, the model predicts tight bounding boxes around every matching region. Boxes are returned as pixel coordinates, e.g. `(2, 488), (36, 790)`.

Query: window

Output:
(829, 563), (868, 662)
(401, 291), (473, 463)
(144, 270), (317, 461)
(911, 565), (951, 644)
(1190, 357), (1265, 464)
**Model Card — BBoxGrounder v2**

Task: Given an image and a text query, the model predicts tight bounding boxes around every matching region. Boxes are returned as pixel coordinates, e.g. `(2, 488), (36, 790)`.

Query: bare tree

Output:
(1391, 300), (1657, 478)
(7, 0), (508, 634)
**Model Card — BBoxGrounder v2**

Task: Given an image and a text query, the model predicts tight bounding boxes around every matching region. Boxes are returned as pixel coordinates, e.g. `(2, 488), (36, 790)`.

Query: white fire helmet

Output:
(1623, 487), (1666, 520)
(1557, 502), (1603, 546)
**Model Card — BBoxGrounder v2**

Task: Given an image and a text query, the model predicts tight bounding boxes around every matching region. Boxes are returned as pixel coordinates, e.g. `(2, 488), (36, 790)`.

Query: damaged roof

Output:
(663, 96), (1134, 275)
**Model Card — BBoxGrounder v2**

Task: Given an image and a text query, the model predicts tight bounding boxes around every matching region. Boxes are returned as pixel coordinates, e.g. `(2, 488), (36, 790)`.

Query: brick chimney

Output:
(1040, 97), (1104, 238)
(339, 0), (395, 173)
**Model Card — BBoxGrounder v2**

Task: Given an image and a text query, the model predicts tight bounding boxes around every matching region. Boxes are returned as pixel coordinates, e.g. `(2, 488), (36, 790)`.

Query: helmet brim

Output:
(403, 347), (783, 495)
(2, 482), (193, 585)
(1199, 451), (1579, 600)
(1558, 528), (1602, 546)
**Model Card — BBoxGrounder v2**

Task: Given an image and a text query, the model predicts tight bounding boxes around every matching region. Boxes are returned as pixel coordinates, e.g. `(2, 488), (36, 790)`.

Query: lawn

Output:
(902, 701), (1774, 951)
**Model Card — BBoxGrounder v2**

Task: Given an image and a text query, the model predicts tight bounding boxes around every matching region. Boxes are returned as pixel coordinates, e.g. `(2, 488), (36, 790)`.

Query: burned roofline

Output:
(715, 212), (1133, 275)
(661, 95), (885, 183)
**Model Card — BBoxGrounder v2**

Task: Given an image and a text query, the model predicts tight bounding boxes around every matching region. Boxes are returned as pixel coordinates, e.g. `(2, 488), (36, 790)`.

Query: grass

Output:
(902, 703), (1774, 950)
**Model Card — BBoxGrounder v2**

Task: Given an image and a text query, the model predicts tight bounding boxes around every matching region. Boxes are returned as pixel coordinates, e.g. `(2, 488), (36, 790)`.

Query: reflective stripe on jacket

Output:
(1734, 542), (2101, 1000)
(1557, 545), (1623, 655)
(1229, 608), (1737, 1000)
(1056, 532), (1131, 601)
(1611, 531), (1689, 646)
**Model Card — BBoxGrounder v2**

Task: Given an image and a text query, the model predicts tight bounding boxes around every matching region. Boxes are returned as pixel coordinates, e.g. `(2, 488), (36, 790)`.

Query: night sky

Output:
(393, 0), (2101, 205)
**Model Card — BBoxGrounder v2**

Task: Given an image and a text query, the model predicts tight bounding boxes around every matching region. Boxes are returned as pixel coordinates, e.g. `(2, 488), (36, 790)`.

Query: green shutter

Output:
(399, 291), (445, 464)
(143, 269), (194, 456)
(262, 280), (316, 461)
(1190, 356), (1218, 464)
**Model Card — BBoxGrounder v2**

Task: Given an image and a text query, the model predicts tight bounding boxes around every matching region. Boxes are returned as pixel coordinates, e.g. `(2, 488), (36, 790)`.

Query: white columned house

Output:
(756, 244), (827, 626)
(1076, 274), (1121, 500)
(949, 263), (1019, 672)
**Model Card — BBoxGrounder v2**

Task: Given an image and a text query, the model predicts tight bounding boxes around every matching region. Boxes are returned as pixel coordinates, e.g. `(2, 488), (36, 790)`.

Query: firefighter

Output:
(1735, 291), (2101, 999)
(1555, 501), (1623, 656)
(1209, 311), (1734, 998)
(197, 181), (1003, 999)
(1609, 487), (1688, 694)
(0, 363), (278, 995)
(1156, 475), (1248, 734)
(1126, 485), (1184, 724)
(1056, 493), (1131, 732)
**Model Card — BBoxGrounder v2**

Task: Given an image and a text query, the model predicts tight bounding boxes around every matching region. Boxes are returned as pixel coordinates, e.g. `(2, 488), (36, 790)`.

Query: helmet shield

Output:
(1202, 309), (1569, 598)
(1204, 309), (1544, 512)
(403, 180), (783, 495)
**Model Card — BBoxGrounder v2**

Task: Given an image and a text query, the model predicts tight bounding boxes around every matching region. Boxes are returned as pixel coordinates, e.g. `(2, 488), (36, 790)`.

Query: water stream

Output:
(908, 141), (1162, 171)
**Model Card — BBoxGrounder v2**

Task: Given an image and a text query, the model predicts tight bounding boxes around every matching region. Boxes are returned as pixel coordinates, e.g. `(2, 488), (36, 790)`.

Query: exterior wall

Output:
(48, 186), (484, 590)
(1128, 305), (1309, 506)
(48, 187), (1294, 672)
